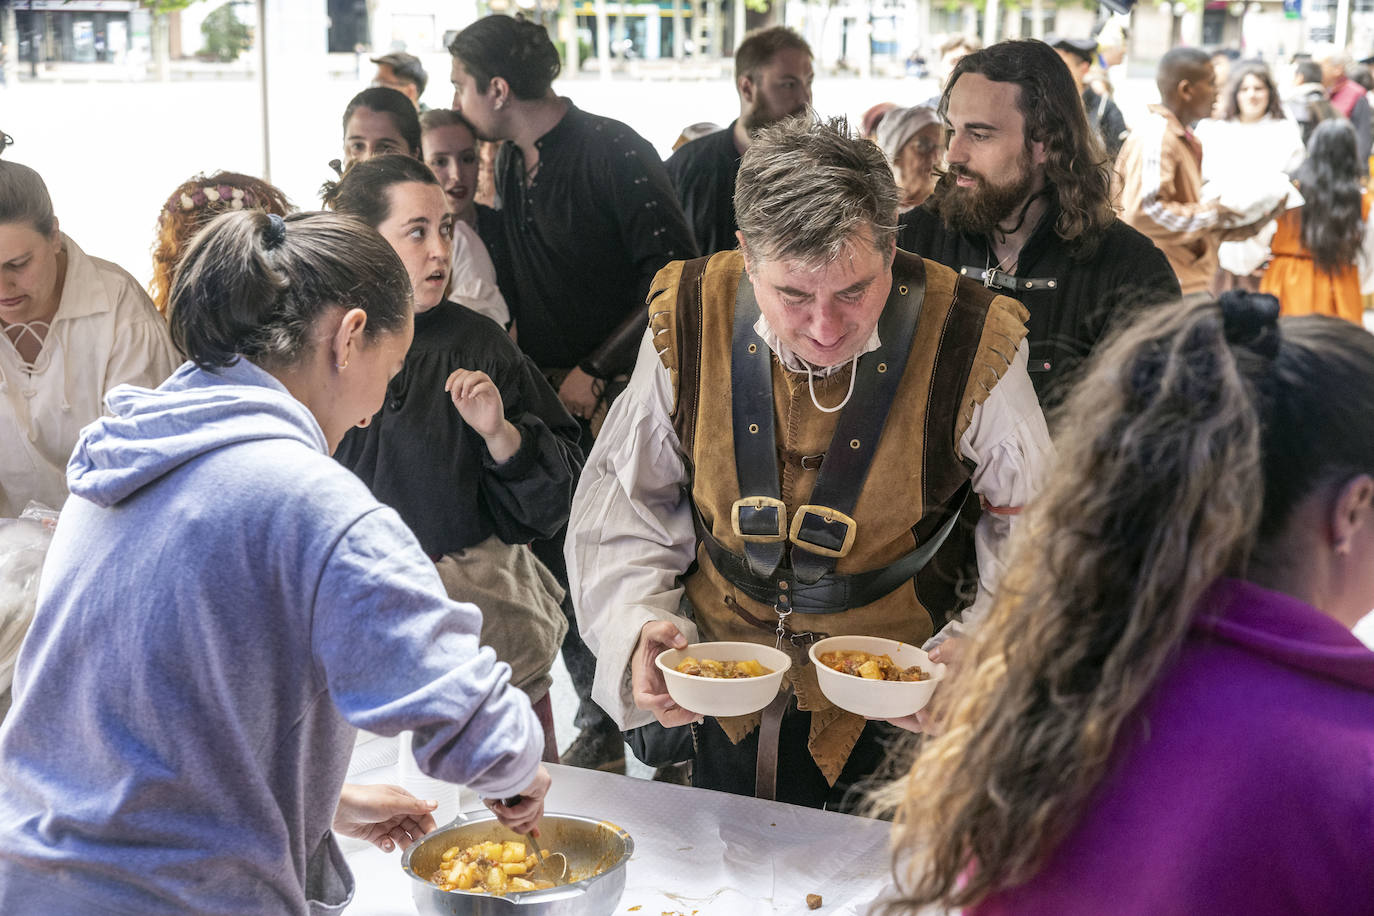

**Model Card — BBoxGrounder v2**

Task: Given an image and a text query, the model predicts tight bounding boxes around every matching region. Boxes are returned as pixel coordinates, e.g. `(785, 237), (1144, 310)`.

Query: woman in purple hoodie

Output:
(0, 210), (550, 915)
(882, 291), (1374, 915)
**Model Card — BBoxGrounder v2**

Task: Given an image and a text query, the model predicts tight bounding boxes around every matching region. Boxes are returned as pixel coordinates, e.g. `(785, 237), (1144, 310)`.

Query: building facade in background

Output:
(4, 1), (1374, 78)
(10, 0), (145, 65)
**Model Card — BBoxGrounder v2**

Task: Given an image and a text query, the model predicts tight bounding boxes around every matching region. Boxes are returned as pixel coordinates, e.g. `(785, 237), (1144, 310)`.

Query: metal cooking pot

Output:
(401, 812), (633, 916)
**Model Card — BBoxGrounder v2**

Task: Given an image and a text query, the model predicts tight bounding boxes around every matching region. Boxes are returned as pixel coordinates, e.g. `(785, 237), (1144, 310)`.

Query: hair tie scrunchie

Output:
(1218, 290), (1281, 361)
(264, 212), (287, 250)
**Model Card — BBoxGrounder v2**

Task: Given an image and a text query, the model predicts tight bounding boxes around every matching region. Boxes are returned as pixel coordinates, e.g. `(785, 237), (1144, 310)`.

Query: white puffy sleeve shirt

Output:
(0, 234), (179, 517)
(449, 219), (511, 328)
(566, 327), (1054, 729)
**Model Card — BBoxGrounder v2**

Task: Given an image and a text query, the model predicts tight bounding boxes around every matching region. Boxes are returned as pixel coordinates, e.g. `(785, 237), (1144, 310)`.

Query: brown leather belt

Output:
(754, 684), (794, 801)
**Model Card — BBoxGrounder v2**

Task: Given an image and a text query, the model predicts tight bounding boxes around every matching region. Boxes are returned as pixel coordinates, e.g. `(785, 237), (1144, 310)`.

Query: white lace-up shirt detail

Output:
(0, 234), (179, 516)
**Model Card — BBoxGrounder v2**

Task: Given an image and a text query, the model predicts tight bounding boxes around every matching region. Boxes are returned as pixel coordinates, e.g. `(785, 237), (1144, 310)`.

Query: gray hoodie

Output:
(0, 358), (543, 914)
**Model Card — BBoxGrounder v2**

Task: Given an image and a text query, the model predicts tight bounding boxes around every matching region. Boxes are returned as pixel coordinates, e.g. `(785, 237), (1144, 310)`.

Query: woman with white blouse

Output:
(0, 151), (178, 517)
(1195, 61), (1307, 293)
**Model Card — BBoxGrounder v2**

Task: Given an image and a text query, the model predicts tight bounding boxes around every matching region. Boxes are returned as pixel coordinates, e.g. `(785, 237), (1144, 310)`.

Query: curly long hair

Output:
(150, 171), (291, 315)
(932, 39), (1116, 259)
(875, 295), (1374, 910)
(1294, 118), (1365, 274)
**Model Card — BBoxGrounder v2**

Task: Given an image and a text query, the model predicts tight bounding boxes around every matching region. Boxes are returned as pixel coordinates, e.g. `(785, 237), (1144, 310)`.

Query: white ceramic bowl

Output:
(808, 635), (946, 719)
(654, 641), (790, 717)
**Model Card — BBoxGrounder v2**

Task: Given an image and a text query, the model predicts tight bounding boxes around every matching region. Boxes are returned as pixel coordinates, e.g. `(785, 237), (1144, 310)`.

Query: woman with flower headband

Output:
(149, 171), (291, 315)
(0, 143), (178, 519)
(880, 291), (1374, 913)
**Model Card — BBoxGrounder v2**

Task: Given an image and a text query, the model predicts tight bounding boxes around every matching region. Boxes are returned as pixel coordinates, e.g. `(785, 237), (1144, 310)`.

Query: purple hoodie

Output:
(0, 359), (543, 915)
(974, 578), (1374, 915)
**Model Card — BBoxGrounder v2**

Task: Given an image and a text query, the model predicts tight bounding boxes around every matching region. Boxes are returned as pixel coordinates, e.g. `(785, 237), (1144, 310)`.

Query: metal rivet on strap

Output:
(747, 343), (758, 354)
(898, 285), (908, 295)
(749, 423), (759, 434)
(850, 438), (860, 449)
(877, 362), (888, 373)
(1025, 282), (1034, 288)
(1048, 280), (1057, 288)
(778, 594), (790, 605)
(778, 580), (789, 590)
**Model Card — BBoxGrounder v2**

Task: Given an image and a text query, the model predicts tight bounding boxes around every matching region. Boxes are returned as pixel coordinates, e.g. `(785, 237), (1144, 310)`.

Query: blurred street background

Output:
(2, 0), (1354, 290)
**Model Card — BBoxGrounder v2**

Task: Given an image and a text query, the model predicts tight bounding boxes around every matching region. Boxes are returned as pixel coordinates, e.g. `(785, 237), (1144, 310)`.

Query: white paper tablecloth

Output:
(344, 753), (893, 916)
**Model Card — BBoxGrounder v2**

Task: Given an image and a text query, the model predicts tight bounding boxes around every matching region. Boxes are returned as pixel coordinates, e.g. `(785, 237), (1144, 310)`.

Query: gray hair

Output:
(733, 113), (899, 266)
(1312, 43), (1351, 69)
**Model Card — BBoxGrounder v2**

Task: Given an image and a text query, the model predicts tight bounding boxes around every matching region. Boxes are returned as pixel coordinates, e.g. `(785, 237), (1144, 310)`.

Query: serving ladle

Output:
(501, 795), (569, 883)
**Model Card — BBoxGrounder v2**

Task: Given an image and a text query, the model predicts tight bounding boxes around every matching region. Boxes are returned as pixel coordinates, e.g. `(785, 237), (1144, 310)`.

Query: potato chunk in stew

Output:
(673, 656), (773, 678)
(818, 650), (929, 682)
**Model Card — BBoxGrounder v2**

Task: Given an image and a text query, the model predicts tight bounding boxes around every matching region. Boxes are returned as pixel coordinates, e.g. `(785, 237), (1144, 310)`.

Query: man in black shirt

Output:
(1048, 35), (1129, 160)
(450, 15), (697, 423)
(663, 26), (813, 256)
(900, 39), (1179, 409)
(449, 14), (697, 773)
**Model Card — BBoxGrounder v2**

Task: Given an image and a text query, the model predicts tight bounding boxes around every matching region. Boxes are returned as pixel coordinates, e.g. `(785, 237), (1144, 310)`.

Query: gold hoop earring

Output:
(336, 361), (349, 370)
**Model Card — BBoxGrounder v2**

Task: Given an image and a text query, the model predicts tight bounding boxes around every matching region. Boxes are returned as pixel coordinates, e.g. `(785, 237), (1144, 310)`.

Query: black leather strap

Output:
(790, 258), (928, 585)
(730, 273), (785, 579)
(958, 265), (1058, 293)
(691, 482), (972, 615)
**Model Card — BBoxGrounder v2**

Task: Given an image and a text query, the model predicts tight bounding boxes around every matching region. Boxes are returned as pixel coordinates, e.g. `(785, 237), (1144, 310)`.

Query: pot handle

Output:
(508, 882), (596, 906)
(433, 807), (472, 832)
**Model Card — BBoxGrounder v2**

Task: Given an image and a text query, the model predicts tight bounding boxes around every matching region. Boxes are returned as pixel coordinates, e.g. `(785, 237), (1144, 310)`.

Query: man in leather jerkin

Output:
(566, 116), (1053, 809)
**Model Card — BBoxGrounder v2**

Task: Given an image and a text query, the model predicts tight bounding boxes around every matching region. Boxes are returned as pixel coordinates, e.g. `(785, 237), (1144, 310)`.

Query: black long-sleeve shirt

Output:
(898, 200), (1181, 408)
(664, 121), (743, 257)
(335, 302), (583, 558)
(488, 102), (698, 374)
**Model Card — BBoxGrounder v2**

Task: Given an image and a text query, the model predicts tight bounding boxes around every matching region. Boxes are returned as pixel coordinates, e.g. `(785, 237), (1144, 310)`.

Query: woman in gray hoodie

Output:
(0, 210), (550, 914)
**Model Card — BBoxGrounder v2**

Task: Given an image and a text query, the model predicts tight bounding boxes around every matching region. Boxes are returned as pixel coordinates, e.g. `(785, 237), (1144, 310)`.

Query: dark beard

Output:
(934, 163), (1037, 236)
(741, 104), (805, 135)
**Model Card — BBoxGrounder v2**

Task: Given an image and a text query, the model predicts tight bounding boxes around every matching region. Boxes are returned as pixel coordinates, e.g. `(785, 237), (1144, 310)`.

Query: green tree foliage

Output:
(201, 2), (252, 62)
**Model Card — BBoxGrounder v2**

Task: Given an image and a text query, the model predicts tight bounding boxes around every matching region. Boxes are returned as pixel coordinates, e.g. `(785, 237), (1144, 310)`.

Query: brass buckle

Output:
(731, 496), (788, 542)
(789, 505), (858, 558)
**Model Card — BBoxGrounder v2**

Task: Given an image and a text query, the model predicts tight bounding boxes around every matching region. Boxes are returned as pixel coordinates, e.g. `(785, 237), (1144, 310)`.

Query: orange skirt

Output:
(1259, 200), (1368, 325)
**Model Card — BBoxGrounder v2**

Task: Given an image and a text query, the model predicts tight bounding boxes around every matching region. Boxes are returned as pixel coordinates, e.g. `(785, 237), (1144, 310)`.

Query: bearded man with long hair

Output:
(898, 39), (1180, 408)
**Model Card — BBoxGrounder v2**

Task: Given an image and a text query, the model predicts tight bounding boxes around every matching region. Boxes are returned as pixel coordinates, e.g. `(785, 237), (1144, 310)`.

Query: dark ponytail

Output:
(168, 210), (411, 370)
(448, 15), (561, 101)
(320, 153), (439, 229)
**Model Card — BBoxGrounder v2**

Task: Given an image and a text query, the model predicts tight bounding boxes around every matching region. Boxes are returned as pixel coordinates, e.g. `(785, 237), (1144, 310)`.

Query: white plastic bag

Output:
(0, 502), (58, 696)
